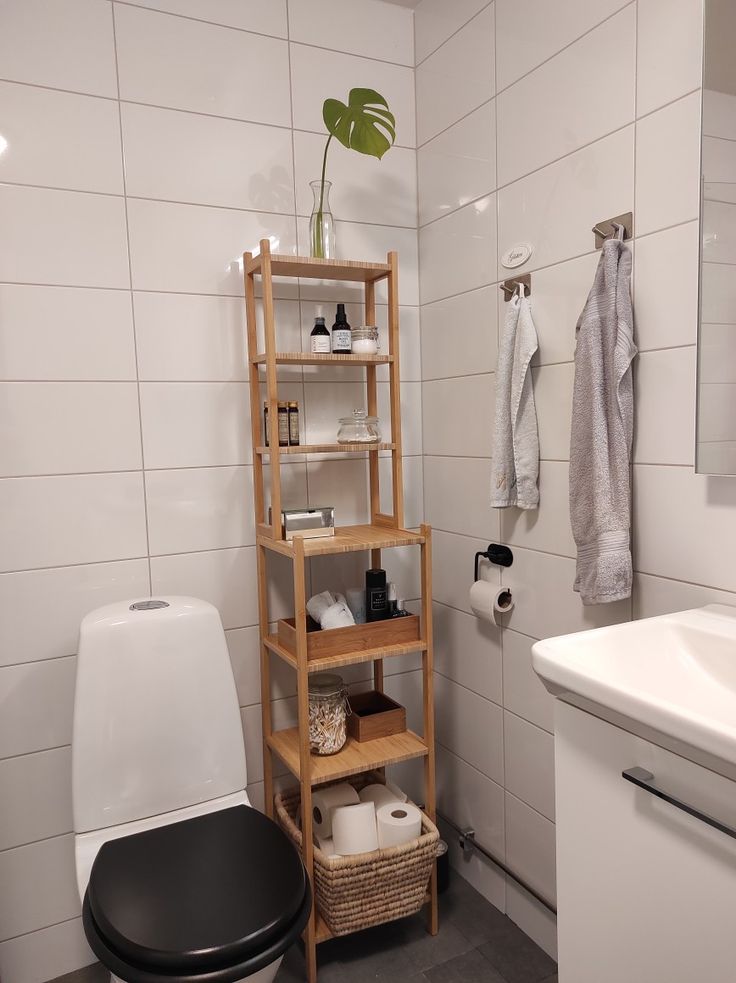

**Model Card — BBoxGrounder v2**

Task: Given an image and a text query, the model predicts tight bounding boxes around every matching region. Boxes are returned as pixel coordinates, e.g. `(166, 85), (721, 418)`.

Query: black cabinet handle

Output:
(622, 767), (736, 841)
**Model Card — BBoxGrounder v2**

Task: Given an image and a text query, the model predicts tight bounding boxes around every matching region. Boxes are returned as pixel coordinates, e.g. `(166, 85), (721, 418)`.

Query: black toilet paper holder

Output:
(474, 544), (513, 582)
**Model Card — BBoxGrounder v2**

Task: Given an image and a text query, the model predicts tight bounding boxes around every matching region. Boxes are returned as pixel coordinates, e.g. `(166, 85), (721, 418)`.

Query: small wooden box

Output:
(277, 614), (420, 662)
(347, 690), (407, 742)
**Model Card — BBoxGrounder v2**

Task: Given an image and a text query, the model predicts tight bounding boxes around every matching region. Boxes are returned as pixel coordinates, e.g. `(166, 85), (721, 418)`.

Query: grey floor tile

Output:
(540, 975), (558, 983)
(49, 965), (108, 983)
(442, 880), (512, 948)
(424, 947), (507, 983)
(479, 922), (557, 983)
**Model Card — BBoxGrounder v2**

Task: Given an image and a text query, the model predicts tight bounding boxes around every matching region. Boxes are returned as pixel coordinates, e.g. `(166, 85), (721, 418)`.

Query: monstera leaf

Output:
(322, 88), (396, 159)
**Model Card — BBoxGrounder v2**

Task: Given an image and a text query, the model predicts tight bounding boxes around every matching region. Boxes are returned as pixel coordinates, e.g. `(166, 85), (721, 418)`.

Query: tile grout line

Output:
(114, 0), (417, 70)
(489, 0), (511, 905)
(110, 1), (152, 596)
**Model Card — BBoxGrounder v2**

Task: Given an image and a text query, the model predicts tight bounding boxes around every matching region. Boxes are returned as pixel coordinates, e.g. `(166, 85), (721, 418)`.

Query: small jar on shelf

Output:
(351, 326), (379, 355)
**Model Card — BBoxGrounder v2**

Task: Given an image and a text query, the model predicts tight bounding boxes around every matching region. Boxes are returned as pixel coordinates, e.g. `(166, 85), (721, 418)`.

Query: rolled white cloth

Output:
(307, 591), (335, 624)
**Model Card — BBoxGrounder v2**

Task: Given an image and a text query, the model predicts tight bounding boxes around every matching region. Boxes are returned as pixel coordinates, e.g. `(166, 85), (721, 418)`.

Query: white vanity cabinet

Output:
(555, 701), (736, 983)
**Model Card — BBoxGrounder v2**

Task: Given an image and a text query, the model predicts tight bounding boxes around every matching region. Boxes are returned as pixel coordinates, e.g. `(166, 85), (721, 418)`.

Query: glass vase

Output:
(309, 179), (335, 260)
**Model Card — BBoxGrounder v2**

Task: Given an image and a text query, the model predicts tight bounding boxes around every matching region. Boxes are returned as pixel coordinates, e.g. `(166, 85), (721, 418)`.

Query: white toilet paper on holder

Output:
(469, 581), (514, 625)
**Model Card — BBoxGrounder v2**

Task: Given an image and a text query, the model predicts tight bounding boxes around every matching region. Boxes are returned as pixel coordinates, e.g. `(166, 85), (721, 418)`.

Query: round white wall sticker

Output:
(501, 243), (533, 269)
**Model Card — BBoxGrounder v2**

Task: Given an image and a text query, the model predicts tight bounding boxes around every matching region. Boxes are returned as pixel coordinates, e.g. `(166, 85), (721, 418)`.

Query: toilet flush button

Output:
(129, 600), (170, 611)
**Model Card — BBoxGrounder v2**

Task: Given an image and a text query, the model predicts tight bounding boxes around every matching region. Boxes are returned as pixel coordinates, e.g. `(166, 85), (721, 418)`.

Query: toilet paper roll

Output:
(313, 833), (339, 859)
(469, 581), (514, 626)
(311, 783), (360, 839)
(331, 801), (379, 856)
(359, 783), (405, 810)
(385, 781), (408, 803)
(376, 802), (423, 849)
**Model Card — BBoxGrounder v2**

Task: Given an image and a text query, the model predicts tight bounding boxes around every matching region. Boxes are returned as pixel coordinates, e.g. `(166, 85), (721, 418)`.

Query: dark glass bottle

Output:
(310, 315), (330, 354)
(331, 303), (352, 354)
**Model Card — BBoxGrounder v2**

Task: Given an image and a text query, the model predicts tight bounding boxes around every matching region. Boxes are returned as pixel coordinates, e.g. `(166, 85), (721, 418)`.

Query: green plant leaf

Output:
(322, 88), (396, 160)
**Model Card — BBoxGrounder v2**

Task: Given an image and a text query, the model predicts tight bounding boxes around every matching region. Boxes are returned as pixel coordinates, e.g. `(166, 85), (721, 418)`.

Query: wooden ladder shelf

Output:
(243, 239), (438, 982)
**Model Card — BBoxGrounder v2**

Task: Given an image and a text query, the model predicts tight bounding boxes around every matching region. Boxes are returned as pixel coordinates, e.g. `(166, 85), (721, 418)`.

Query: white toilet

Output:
(72, 596), (311, 983)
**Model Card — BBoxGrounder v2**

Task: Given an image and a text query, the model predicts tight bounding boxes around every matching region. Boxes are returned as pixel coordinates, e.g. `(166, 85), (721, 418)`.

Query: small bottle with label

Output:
(310, 307), (331, 354)
(331, 303), (352, 354)
(288, 401), (300, 446)
(277, 402), (289, 446)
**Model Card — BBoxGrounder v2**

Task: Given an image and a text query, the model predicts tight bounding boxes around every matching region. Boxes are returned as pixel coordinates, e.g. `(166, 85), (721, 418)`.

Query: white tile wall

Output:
(0, 186), (130, 288)
(0, 2), (419, 976)
(114, 4), (292, 124)
(0, 0), (117, 95)
(495, 0), (631, 91)
(0, 82), (123, 194)
(415, 0), (708, 955)
(119, 0), (288, 35)
(415, 6), (495, 146)
(0, 285), (136, 382)
(496, 6), (636, 186)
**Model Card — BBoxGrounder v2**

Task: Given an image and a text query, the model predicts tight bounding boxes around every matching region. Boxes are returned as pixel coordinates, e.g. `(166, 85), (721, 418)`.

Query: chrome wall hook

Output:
(593, 211), (634, 248)
(499, 274), (532, 301)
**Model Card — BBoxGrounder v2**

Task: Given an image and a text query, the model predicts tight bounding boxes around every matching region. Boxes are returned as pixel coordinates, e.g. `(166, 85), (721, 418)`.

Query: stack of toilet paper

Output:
(311, 781), (422, 857)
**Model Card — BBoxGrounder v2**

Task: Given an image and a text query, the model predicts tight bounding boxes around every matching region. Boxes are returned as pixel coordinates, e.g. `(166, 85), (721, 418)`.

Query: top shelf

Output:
(245, 252), (391, 283)
(258, 523), (425, 557)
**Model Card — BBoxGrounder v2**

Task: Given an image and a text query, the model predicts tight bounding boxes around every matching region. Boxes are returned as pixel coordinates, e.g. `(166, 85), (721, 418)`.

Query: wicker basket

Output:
(274, 774), (439, 937)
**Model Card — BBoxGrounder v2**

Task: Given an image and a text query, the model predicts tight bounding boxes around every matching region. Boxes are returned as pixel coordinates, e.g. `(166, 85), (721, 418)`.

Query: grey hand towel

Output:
(491, 290), (540, 509)
(569, 234), (637, 604)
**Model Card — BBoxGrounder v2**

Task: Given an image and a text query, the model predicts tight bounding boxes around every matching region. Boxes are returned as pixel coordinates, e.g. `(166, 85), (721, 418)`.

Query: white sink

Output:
(532, 604), (736, 769)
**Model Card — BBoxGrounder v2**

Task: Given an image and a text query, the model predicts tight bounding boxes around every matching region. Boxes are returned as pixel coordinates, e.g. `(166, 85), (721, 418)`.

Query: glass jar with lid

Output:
(351, 325), (379, 355)
(308, 672), (349, 755)
(337, 409), (382, 444)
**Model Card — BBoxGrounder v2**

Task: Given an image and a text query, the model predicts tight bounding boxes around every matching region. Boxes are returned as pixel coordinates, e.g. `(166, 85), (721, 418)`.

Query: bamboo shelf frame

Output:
(243, 240), (437, 982)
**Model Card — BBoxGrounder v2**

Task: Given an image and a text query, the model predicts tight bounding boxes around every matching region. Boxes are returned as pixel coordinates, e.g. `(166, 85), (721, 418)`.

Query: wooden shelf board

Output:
(258, 523), (425, 557)
(246, 253), (390, 282)
(267, 728), (428, 785)
(252, 352), (392, 366)
(256, 442), (394, 456)
(263, 634), (427, 673)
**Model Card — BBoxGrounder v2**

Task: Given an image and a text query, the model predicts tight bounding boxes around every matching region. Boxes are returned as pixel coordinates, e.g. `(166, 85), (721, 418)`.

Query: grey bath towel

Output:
(491, 289), (540, 509)
(570, 232), (637, 604)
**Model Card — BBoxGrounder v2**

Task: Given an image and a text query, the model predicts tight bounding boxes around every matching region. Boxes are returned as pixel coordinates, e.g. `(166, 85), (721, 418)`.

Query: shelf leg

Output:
(365, 276), (380, 526)
(294, 536), (318, 981)
(257, 543), (274, 818)
(371, 546), (384, 693)
(420, 524), (439, 936)
(387, 251), (404, 528)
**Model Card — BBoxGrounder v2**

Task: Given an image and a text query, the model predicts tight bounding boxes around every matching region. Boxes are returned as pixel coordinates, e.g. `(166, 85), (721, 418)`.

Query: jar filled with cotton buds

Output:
(308, 672), (350, 755)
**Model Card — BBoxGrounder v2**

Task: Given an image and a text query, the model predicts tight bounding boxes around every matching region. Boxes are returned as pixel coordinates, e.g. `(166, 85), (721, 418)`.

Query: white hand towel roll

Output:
(307, 591), (335, 624)
(321, 599), (355, 629)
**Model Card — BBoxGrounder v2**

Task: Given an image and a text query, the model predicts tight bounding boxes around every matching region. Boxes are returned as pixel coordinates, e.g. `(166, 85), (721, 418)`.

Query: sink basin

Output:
(532, 605), (736, 769)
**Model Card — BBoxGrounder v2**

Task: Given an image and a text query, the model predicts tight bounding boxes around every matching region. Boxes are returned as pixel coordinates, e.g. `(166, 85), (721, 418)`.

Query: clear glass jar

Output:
(337, 409), (382, 444)
(351, 325), (379, 355)
(308, 672), (349, 755)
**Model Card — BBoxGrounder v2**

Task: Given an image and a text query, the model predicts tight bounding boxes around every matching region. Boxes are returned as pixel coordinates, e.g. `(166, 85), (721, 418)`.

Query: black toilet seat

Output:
(82, 805), (311, 983)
